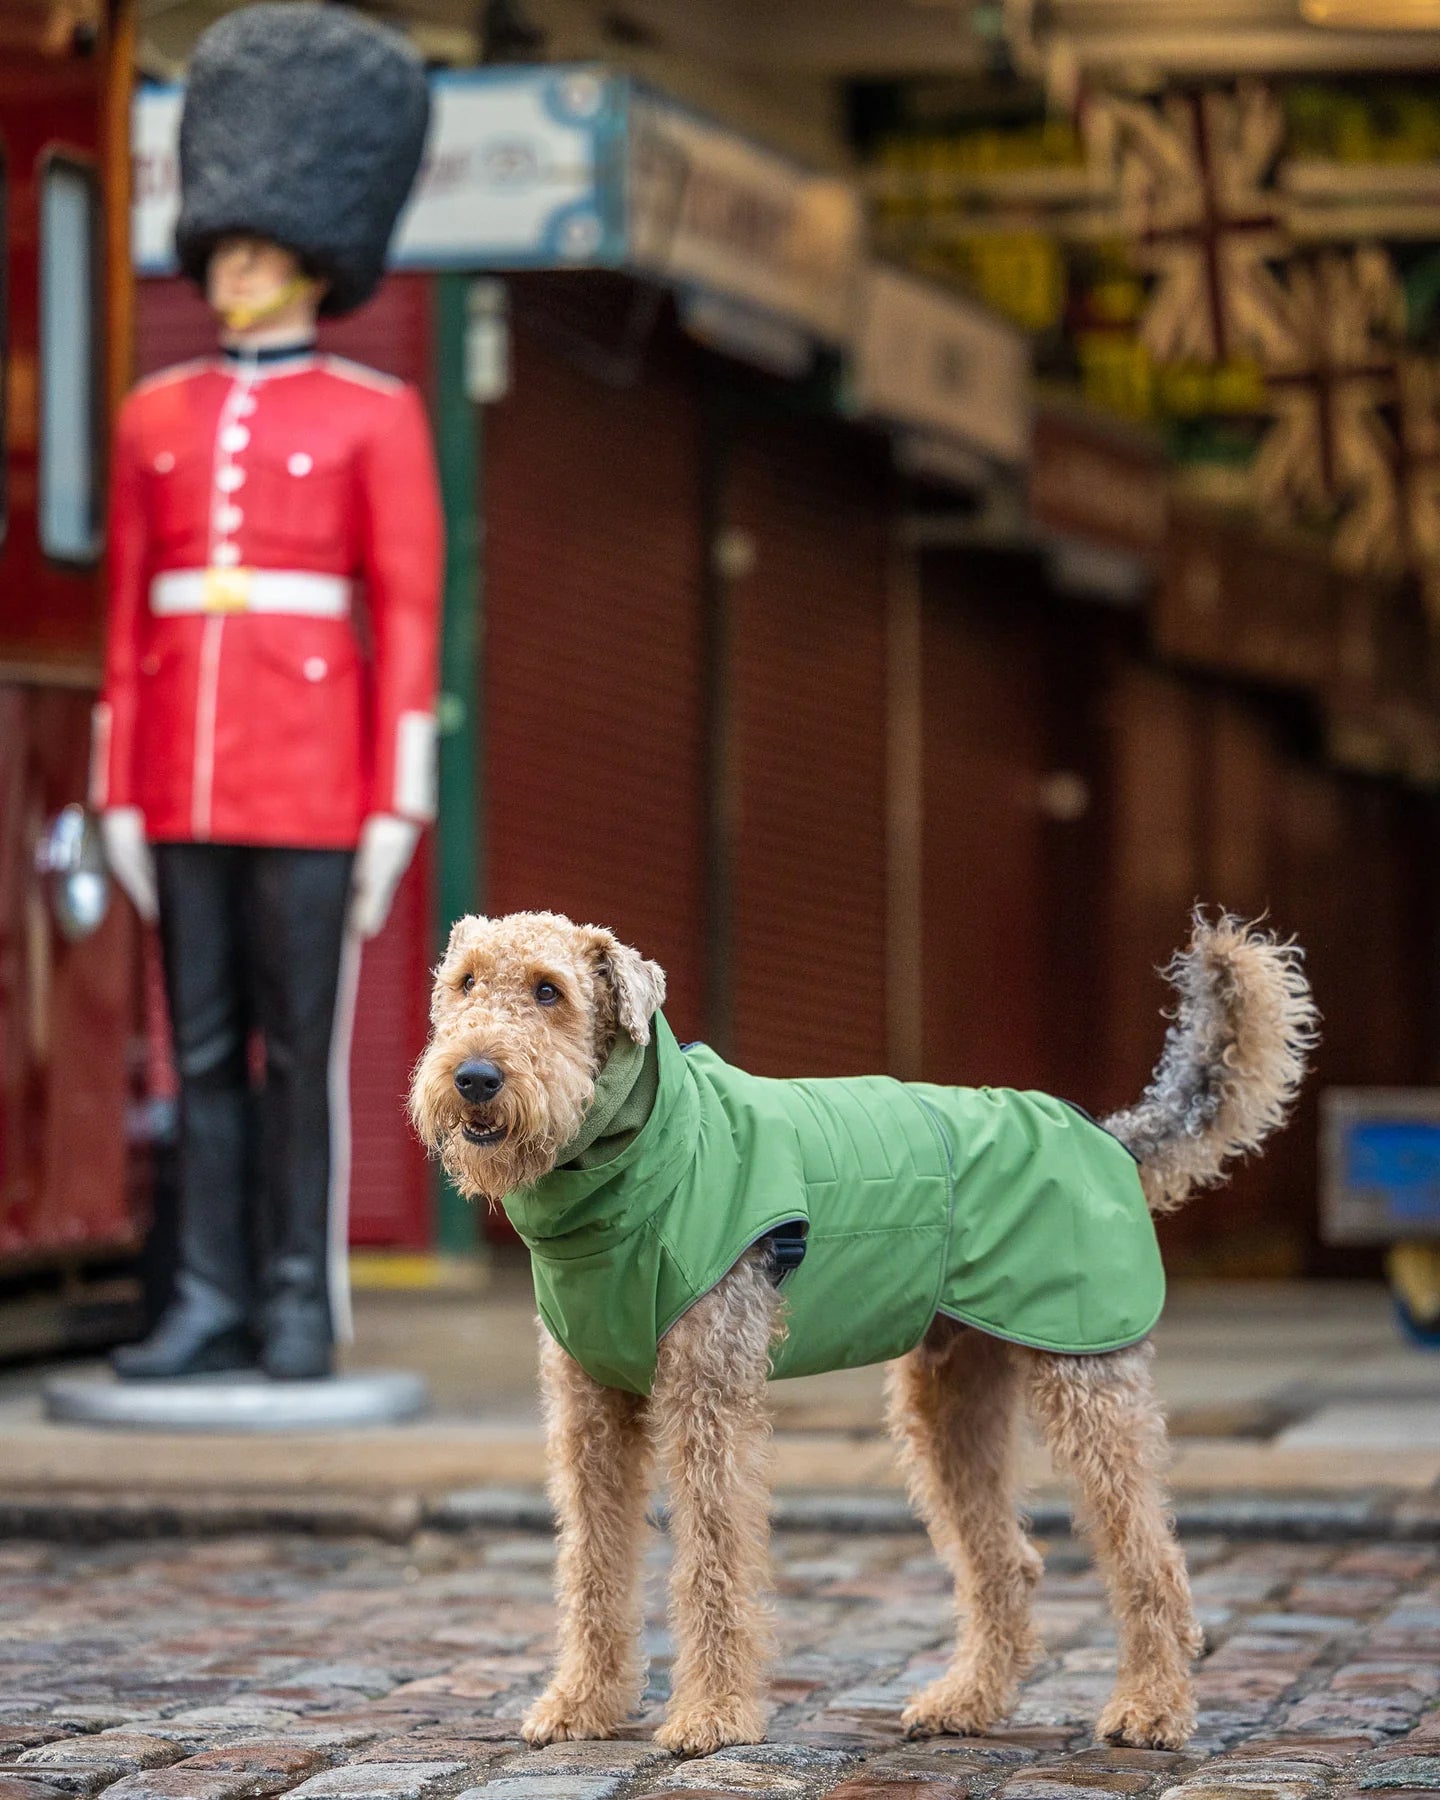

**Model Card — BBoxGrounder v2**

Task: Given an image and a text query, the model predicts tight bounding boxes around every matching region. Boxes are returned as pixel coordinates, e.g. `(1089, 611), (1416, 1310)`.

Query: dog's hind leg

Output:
(650, 1252), (778, 1757)
(889, 1320), (1045, 1738)
(1024, 1343), (1201, 1750)
(523, 1329), (653, 1745)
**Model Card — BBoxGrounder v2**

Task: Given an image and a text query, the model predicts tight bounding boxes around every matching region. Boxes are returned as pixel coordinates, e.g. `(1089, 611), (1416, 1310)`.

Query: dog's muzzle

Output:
(453, 1059), (507, 1146)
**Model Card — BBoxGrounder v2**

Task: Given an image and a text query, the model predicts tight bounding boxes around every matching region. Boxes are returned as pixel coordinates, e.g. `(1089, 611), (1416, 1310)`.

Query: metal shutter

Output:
(483, 279), (707, 1034)
(918, 552), (1056, 1094)
(723, 408), (889, 1077)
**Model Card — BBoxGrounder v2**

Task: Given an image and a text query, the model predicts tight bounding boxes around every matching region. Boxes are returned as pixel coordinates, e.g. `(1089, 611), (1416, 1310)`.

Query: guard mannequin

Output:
(95, 4), (441, 1380)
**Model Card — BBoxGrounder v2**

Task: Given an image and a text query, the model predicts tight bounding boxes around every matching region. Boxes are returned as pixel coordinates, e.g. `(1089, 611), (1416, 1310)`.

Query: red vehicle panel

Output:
(0, 687), (133, 1260)
(0, 6), (141, 1278)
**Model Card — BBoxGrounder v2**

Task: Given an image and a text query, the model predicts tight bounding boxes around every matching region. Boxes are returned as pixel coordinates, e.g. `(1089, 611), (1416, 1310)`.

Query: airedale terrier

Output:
(409, 911), (1315, 1758)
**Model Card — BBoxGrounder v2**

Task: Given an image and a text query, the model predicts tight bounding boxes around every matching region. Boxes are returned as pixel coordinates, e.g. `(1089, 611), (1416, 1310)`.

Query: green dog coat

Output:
(501, 1014), (1165, 1396)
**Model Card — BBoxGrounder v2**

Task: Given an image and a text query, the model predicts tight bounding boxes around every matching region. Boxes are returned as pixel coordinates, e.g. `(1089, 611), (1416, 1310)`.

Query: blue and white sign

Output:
(397, 68), (622, 267)
(132, 65), (623, 277)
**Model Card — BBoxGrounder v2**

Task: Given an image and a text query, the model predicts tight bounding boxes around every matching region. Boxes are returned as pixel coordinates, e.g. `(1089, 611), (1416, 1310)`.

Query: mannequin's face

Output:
(207, 235), (323, 341)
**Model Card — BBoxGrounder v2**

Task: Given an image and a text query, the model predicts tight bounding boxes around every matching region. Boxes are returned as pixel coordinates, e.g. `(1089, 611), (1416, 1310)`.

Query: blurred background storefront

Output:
(6, 0), (1440, 1359)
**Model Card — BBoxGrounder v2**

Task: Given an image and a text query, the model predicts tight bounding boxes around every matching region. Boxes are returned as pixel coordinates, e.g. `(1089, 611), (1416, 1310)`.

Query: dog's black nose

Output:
(454, 1059), (505, 1102)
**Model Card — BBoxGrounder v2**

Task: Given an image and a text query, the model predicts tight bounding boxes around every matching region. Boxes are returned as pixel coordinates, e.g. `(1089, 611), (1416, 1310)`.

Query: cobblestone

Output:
(2, 1534), (1440, 1799)
(13, 1734), (181, 1795)
(100, 1740), (330, 1798)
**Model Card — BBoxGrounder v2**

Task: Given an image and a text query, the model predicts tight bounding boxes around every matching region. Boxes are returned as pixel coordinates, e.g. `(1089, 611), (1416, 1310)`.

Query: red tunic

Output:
(92, 351), (444, 849)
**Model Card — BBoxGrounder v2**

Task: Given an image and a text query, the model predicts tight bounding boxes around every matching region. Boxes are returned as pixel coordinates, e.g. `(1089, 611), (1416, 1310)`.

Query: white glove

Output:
(350, 814), (420, 939)
(100, 806), (159, 924)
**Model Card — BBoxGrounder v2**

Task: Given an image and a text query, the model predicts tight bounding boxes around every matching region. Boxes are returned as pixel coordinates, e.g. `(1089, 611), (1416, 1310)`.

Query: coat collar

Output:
(501, 1013), (700, 1260)
(218, 340), (318, 379)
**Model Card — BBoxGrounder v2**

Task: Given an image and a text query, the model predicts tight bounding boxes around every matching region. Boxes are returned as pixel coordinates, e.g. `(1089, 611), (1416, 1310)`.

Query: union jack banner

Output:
(1098, 81), (1440, 611)
(1252, 248), (1404, 576)
(1097, 82), (1287, 368)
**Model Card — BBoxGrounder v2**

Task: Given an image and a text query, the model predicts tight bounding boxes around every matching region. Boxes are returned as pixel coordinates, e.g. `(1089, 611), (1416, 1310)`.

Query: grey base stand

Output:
(42, 1370), (429, 1432)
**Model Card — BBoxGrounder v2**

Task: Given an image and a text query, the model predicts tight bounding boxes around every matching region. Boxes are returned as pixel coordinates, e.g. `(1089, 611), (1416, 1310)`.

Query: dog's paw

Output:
(901, 1679), (1005, 1741)
(655, 1698), (767, 1757)
(522, 1689), (624, 1746)
(1096, 1688), (1197, 1751)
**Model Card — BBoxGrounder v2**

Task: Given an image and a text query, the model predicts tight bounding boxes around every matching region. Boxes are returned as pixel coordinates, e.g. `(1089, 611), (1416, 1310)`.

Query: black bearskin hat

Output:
(176, 3), (430, 318)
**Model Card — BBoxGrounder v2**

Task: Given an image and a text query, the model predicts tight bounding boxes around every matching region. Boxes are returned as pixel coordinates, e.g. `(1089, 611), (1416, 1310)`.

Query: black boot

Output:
(112, 1276), (257, 1379)
(111, 1083), (258, 1381)
(262, 1280), (333, 1381)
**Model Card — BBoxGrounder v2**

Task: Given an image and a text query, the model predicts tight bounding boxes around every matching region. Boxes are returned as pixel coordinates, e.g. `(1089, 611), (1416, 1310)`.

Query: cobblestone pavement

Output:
(3, 1530), (1440, 1800)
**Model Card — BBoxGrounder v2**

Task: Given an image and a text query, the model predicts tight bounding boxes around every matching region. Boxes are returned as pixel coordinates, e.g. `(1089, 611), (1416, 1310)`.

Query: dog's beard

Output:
(408, 1043), (595, 1206)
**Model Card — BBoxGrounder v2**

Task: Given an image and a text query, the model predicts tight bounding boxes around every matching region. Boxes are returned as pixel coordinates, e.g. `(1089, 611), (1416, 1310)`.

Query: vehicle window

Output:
(39, 153), (101, 563)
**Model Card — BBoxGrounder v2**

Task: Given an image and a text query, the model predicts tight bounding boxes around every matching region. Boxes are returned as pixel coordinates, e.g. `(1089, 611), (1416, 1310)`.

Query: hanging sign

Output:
(399, 69), (622, 267)
(1156, 506), (1340, 691)
(1030, 406), (1169, 558)
(849, 265), (1030, 465)
(626, 93), (861, 345)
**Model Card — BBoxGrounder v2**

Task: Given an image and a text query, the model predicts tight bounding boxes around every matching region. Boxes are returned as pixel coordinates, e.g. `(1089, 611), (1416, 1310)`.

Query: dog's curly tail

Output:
(1102, 911), (1319, 1215)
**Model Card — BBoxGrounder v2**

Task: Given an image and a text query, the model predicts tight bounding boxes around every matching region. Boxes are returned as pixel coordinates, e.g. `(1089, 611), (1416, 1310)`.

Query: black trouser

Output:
(153, 843), (354, 1339)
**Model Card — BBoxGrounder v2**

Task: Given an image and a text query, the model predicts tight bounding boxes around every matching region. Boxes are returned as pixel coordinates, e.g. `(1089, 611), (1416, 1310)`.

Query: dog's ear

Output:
(586, 928), (667, 1045)
(435, 914), (486, 986)
(442, 914), (487, 966)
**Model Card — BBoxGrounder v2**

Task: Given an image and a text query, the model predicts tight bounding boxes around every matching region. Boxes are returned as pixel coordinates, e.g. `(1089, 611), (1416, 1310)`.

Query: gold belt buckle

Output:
(203, 566), (254, 613)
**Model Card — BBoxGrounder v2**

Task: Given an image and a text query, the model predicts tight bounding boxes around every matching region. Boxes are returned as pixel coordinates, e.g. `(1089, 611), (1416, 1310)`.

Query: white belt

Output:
(149, 569), (353, 618)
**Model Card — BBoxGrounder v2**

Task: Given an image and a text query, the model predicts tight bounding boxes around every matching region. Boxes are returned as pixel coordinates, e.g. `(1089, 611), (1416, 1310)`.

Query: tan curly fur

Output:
(408, 909), (1314, 1759)
(1103, 911), (1319, 1214)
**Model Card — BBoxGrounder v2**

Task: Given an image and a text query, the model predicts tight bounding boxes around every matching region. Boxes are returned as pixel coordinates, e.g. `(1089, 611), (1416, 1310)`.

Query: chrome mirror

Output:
(35, 804), (110, 942)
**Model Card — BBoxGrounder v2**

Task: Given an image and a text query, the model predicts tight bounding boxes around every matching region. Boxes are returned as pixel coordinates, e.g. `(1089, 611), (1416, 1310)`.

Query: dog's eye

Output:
(534, 980), (560, 1007)
(460, 973), (475, 994)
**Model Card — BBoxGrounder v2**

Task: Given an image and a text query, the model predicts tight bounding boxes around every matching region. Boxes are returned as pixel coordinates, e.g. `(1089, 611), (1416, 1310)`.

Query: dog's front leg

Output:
(523, 1329), (653, 1745)
(650, 1252), (777, 1757)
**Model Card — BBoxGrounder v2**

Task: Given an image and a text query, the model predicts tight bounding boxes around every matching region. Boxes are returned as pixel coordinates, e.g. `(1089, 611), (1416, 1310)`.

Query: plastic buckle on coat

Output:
(765, 1221), (808, 1284)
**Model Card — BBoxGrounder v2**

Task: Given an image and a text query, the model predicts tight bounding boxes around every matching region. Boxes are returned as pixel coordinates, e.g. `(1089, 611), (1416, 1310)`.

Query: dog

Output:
(409, 909), (1316, 1758)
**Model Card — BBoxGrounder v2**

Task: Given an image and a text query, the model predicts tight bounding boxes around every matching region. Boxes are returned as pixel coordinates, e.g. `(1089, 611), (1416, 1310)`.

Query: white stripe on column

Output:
(326, 926), (364, 1344)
